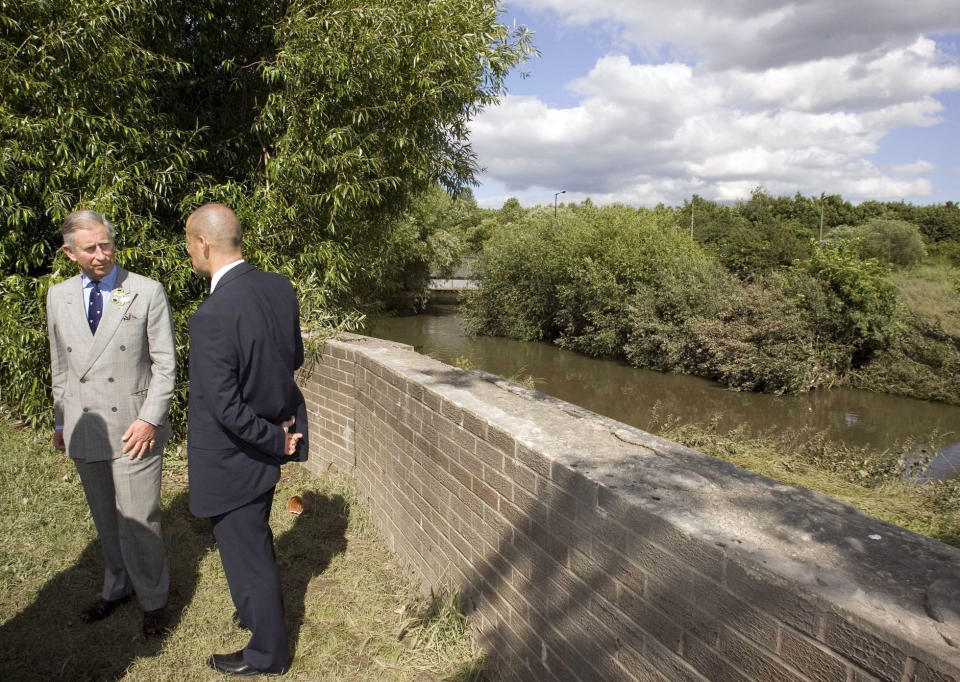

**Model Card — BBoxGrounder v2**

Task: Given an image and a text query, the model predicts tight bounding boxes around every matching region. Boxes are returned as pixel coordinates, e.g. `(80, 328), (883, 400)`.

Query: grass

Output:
(0, 417), (484, 681)
(890, 260), (960, 336)
(650, 412), (960, 549)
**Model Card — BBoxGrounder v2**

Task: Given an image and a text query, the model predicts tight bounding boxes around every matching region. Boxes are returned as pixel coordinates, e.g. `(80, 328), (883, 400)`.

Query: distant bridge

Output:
(428, 257), (478, 303)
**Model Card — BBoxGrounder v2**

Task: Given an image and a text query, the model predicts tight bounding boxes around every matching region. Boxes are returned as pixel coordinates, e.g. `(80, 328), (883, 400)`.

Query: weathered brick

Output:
(483, 506), (515, 548)
(516, 442), (550, 478)
(586, 651), (640, 682)
(504, 455), (538, 495)
(486, 425), (516, 457)
(476, 439), (505, 469)
(637, 638), (711, 682)
(472, 477), (500, 510)
(484, 466), (514, 503)
(529, 521), (568, 565)
(617, 644), (670, 682)
(499, 498), (533, 535)
(439, 398), (463, 423)
(451, 423), (477, 456)
(461, 410), (487, 440)
(298, 342), (960, 682)
(691, 576), (779, 651)
(456, 485), (484, 518)
(511, 486), (549, 528)
(617, 585), (684, 653)
(550, 460), (599, 506)
(912, 658), (960, 682)
(777, 626), (849, 682)
(404, 378), (423, 402)
(568, 547), (619, 605)
(725, 558), (825, 638)
(645, 574), (718, 646)
(534, 618), (597, 681)
(459, 449), (484, 479)
(624, 536), (694, 595)
(535, 477), (578, 521)
(682, 632), (750, 682)
(422, 388), (441, 412)
(716, 627), (804, 682)
(823, 615), (910, 681)
(510, 533), (563, 595)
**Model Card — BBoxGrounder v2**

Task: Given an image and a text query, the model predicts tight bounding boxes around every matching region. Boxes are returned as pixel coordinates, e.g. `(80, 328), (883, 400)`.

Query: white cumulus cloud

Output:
(472, 2), (960, 207)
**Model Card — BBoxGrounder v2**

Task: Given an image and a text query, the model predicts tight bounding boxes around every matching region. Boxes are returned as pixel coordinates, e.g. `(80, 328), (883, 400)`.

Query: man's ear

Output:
(61, 244), (78, 262)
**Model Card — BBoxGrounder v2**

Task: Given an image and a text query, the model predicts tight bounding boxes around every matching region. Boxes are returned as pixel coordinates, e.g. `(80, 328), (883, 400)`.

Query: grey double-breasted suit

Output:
(47, 266), (175, 609)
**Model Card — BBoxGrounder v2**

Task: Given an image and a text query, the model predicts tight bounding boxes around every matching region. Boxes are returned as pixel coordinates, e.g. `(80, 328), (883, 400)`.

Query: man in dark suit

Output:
(184, 203), (308, 676)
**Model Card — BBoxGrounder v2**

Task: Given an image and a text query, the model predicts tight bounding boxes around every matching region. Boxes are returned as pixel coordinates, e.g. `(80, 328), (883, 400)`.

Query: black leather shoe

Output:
(232, 610), (249, 630)
(80, 594), (132, 623)
(142, 608), (166, 637)
(207, 650), (288, 677)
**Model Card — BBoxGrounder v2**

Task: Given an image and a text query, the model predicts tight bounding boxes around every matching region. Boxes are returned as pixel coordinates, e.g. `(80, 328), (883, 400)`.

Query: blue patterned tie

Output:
(88, 280), (102, 334)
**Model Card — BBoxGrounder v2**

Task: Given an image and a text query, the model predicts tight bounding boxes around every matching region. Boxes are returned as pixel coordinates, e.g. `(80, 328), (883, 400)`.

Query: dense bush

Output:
(463, 205), (931, 395)
(792, 241), (901, 360)
(852, 317), (960, 405)
(826, 219), (927, 268)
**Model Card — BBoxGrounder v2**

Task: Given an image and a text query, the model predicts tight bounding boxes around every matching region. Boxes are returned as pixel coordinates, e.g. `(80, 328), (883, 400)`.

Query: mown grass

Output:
(0, 417), (484, 681)
(651, 412), (960, 549)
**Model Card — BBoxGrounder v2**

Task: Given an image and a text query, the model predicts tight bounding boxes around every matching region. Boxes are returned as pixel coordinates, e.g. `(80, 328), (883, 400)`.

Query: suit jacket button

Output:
(79, 378), (86, 383)
(120, 345), (126, 351)
(82, 407), (89, 413)
(108, 377), (114, 383)
(111, 407), (118, 412)
(67, 347), (72, 352)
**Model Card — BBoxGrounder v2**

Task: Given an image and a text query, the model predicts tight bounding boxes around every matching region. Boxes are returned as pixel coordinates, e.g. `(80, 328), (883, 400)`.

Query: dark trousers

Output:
(211, 487), (289, 673)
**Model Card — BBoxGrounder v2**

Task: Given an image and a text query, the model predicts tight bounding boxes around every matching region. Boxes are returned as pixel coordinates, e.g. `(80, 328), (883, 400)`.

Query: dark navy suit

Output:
(187, 262), (308, 673)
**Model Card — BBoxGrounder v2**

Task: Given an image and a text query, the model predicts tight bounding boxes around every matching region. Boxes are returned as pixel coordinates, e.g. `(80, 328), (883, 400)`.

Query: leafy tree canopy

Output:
(0, 0), (533, 426)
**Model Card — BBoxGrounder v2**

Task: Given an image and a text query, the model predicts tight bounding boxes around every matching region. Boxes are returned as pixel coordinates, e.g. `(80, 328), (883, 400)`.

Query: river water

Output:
(364, 307), (960, 480)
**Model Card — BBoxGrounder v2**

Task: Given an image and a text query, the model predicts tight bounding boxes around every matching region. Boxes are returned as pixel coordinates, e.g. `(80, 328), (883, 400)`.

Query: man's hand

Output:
(281, 416), (302, 456)
(53, 430), (65, 451)
(121, 419), (157, 460)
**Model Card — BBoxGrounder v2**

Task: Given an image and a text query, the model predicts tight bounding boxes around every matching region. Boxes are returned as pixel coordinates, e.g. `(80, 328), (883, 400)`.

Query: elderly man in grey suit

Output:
(46, 209), (176, 637)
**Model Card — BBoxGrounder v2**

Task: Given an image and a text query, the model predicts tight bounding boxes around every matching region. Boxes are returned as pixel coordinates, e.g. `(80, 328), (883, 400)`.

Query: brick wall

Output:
(299, 335), (960, 682)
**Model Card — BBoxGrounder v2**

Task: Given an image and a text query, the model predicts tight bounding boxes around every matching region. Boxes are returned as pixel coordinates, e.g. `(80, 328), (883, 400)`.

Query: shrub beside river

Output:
(462, 202), (960, 404)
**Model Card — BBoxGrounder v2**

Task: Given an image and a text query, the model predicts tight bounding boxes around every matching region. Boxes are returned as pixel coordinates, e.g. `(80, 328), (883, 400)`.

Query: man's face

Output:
(62, 222), (115, 280)
(184, 221), (209, 277)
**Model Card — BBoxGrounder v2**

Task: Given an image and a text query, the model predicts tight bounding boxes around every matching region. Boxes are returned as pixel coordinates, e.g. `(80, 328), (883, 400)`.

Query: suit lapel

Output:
(61, 275), (92, 345)
(81, 268), (138, 377)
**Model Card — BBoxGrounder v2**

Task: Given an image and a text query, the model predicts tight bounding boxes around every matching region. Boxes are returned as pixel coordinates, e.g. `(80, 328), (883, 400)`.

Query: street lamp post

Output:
(554, 190), (566, 217)
(819, 191), (825, 242)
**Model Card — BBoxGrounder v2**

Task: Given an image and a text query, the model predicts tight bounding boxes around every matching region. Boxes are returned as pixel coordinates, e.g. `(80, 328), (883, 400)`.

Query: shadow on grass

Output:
(445, 659), (488, 682)
(275, 490), (349, 658)
(0, 490), (214, 681)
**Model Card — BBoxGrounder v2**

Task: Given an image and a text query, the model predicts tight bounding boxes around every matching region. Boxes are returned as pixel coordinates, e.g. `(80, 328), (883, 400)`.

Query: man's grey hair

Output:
(62, 210), (116, 249)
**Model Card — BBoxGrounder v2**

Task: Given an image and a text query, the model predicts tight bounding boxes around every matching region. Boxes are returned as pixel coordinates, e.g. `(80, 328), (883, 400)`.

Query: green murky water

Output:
(364, 308), (960, 480)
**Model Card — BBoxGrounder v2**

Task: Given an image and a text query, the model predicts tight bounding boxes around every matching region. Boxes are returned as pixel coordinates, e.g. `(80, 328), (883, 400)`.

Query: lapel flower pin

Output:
(110, 287), (133, 307)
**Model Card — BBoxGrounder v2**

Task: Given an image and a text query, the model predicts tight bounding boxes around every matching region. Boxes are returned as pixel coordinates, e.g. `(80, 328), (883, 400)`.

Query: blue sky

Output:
(470, 1), (960, 208)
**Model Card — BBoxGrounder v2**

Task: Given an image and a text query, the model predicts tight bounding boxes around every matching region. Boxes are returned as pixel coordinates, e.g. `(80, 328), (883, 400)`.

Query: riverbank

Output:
(461, 205), (960, 406)
(0, 418), (483, 681)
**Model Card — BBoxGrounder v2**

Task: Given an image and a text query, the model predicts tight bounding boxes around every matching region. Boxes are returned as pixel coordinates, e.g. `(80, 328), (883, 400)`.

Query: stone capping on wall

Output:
(298, 333), (960, 682)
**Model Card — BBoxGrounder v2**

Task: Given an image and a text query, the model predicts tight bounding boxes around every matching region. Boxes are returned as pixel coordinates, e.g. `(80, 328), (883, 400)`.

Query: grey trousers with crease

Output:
(73, 452), (169, 611)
